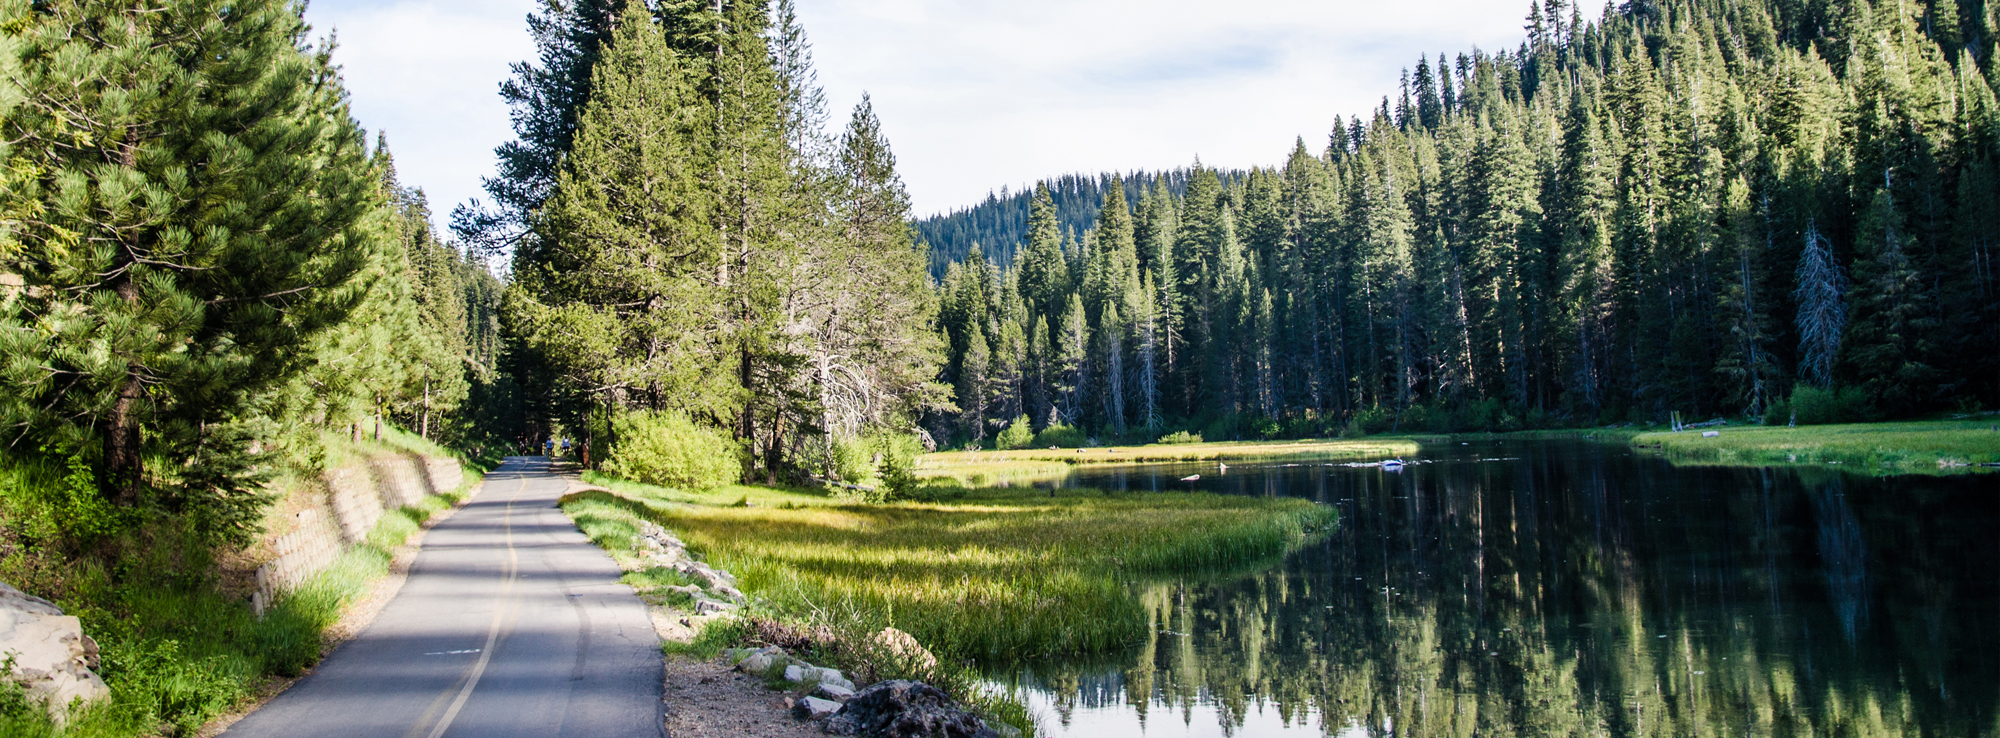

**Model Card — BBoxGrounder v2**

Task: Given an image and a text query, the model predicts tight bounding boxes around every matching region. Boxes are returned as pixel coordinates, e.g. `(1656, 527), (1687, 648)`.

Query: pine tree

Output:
(1101, 301), (1127, 434)
(1054, 293), (1088, 425)
(510, 0), (722, 425)
(454, 0), (622, 252)
(1845, 187), (1942, 409)
(1016, 184), (1070, 321)
(958, 324), (990, 442)
(819, 94), (947, 434)
(0, 0), (379, 540)
(1136, 275), (1164, 432)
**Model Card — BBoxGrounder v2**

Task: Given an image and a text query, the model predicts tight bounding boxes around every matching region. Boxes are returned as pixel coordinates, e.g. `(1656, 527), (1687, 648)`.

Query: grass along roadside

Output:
(1631, 420), (2000, 474)
(0, 433), (484, 738)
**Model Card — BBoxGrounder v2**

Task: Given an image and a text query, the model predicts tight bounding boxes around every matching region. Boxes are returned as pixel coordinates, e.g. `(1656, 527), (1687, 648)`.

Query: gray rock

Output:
(804, 666), (853, 691)
(791, 696), (843, 720)
(813, 682), (855, 701)
(783, 664), (806, 682)
(736, 652), (779, 674)
(0, 582), (108, 722)
(694, 598), (738, 615)
(726, 646), (783, 667)
(665, 584), (703, 599)
(820, 680), (997, 738)
(872, 627), (938, 671)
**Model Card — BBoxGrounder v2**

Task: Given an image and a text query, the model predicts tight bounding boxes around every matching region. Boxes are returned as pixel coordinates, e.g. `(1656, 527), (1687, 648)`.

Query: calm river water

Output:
(999, 440), (1999, 737)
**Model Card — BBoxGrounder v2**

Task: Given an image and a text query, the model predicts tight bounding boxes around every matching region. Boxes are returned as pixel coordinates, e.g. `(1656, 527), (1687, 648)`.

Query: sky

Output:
(304, 0), (1532, 222)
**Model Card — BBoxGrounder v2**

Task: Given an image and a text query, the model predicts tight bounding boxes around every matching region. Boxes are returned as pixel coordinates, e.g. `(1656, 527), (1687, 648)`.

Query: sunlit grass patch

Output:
(561, 477), (1336, 663)
(916, 438), (1420, 485)
(1632, 420), (2000, 475)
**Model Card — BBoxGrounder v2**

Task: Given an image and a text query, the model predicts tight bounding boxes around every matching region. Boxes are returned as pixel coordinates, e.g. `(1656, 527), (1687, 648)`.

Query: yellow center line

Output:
(417, 468), (524, 738)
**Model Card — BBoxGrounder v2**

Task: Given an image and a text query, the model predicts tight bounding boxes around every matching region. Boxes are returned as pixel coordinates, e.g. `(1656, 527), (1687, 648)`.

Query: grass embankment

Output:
(1631, 420), (2000, 474)
(0, 427), (484, 737)
(563, 472), (1335, 661)
(916, 438), (1419, 486)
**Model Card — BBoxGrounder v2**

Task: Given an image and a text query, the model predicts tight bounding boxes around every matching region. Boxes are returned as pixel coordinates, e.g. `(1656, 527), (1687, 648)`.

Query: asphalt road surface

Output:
(224, 457), (663, 738)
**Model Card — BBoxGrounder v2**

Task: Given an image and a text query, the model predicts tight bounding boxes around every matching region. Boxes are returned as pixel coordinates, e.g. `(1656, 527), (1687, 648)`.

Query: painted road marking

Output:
(414, 465), (525, 738)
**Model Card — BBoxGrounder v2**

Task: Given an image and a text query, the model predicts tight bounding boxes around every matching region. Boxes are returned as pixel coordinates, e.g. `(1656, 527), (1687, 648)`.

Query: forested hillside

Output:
(914, 169), (1241, 276)
(931, 0), (2000, 447)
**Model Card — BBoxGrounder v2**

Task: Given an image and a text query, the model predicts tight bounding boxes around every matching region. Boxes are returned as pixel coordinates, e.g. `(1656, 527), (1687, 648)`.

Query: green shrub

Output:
(1201, 415), (1242, 442)
(830, 437), (874, 484)
(1341, 407), (1393, 437)
(1034, 423), (1087, 448)
(1762, 397), (1791, 425)
(1463, 398), (1505, 431)
(1156, 430), (1202, 445)
(1790, 385), (1873, 425)
(867, 432), (925, 501)
(605, 410), (740, 490)
(1397, 403), (1432, 432)
(1251, 417), (1282, 439)
(994, 415), (1034, 450)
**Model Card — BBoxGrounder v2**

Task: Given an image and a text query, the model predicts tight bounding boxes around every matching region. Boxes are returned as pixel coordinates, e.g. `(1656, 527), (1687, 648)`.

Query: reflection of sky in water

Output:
(1005, 440), (1999, 738)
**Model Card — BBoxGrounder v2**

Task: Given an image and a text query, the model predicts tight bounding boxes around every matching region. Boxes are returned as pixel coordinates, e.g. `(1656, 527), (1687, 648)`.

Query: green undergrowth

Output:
(1631, 420), (2000, 475)
(0, 435), (478, 737)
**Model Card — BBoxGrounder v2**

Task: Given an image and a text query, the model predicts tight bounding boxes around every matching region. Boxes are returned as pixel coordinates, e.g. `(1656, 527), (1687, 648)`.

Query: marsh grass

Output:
(917, 438), (1420, 486)
(560, 479), (1335, 662)
(564, 475), (1331, 738)
(1632, 420), (2000, 474)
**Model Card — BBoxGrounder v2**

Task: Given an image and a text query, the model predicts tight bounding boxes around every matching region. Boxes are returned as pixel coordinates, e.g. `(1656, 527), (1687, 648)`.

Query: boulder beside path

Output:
(0, 581), (109, 720)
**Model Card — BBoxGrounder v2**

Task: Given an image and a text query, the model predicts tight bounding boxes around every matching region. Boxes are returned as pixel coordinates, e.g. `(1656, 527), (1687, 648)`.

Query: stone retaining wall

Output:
(249, 452), (467, 613)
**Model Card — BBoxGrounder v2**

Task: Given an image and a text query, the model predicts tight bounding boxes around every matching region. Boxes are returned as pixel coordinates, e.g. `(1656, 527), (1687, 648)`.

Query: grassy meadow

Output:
(1631, 419), (2000, 474)
(915, 438), (1418, 487)
(561, 472), (1336, 662)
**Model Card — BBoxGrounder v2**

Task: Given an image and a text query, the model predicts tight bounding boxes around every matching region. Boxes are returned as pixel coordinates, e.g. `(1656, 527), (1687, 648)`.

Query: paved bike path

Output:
(223, 457), (662, 738)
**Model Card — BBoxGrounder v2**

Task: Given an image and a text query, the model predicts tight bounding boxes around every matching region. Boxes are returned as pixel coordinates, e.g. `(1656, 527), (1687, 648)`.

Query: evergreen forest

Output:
(931, 0), (2000, 447)
(8, 0), (2000, 526)
(2, 0), (1999, 734)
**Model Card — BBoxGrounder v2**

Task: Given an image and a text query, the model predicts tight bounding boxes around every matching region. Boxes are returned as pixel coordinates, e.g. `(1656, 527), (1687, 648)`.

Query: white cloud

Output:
(795, 0), (1531, 215)
(306, 0), (539, 224)
(309, 0), (1530, 224)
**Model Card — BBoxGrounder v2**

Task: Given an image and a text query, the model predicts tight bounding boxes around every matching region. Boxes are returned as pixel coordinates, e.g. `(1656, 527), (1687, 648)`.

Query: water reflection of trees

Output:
(1021, 446), (1999, 737)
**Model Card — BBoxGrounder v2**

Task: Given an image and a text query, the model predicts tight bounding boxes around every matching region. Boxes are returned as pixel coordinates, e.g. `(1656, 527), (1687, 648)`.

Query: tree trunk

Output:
(103, 187), (145, 507)
(420, 378), (431, 441)
(103, 373), (146, 506)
